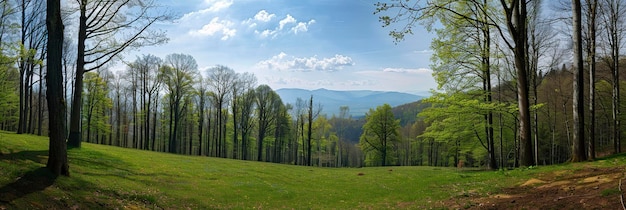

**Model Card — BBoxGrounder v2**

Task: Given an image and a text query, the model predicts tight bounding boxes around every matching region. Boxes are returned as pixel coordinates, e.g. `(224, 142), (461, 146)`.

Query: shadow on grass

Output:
(0, 150), (48, 164)
(0, 167), (57, 204)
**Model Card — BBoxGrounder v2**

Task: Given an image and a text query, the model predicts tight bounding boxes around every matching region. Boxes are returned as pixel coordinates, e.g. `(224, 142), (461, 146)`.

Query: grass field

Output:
(0, 131), (624, 209)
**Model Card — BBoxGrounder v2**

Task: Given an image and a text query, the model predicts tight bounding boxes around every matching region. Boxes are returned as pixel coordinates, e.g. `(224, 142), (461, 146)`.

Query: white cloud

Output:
(204, 0), (233, 12)
(181, 0), (233, 22)
(256, 52), (354, 72)
(279, 14), (296, 30)
(291, 20), (316, 34)
(189, 17), (237, 40)
(254, 10), (275, 22)
(255, 29), (277, 39)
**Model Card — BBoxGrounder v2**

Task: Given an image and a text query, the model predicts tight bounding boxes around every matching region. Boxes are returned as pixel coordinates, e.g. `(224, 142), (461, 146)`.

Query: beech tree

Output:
(231, 72), (256, 159)
(207, 65), (236, 157)
(599, 0), (625, 154)
(255, 84), (282, 161)
(161, 53), (198, 154)
(46, 0), (69, 176)
(360, 104), (400, 166)
(83, 71), (112, 143)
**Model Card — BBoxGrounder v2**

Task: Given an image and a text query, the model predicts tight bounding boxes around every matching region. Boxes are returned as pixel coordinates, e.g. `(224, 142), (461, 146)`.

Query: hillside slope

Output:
(0, 131), (624, 209)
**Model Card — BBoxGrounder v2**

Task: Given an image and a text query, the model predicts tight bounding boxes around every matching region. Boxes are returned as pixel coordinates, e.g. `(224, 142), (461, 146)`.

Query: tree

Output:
(585, 0), (598, 160)
(17, 0), (46, 134)
(231, 72), (256, 159)
(305, 95), (322, 166)
(571, 0), (587, 162)
(207, 65), (236, 157)
(360, 104), (400, 166)
(238, 88), (256, 160)
(599, 0), (625, 154)
(161, 53), (197, 154)
(46, 0), (69, 176)
(83, 72), (112, 143)
(68, 0), (169, 147)
(255, 85), (281, 161)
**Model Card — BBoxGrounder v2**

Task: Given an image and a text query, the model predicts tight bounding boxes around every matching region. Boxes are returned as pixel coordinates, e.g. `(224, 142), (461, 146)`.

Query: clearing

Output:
(0, 131), (624, 209)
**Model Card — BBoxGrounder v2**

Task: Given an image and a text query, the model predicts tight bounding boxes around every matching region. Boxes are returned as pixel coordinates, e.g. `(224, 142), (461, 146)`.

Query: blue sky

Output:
(125, 0), (437, 95)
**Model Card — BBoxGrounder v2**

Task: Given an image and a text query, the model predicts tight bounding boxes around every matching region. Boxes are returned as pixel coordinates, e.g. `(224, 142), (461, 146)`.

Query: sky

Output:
(121, 0), (437, 95)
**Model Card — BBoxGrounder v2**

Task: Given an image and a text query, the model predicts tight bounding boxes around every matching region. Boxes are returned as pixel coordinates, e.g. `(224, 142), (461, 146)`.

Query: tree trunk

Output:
(46, 0), (69, 176)
(587, 0), (597, 160)
(307, 95), (313, 166)
(68, 0), (87, 148)
(571, 0), (586, 162)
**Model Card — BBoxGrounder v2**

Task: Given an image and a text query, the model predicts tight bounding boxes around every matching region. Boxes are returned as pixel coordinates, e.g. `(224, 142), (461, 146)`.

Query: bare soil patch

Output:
(443, 166), (626, 209)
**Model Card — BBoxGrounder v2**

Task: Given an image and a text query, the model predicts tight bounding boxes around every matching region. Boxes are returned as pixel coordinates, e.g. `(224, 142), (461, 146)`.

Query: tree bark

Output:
(571, 0), (587, 162)
(67, 0), (86, 148)
(46, 0), (69, 176)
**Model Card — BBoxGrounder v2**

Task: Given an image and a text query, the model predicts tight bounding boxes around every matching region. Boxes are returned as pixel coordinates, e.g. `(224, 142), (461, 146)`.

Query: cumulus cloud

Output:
(189, 17), (236, 40)
(279, 14), (296, 30)
(254, 10), (275, 22)
(291, 20), (316, 34)
(256, 52), (354, 72)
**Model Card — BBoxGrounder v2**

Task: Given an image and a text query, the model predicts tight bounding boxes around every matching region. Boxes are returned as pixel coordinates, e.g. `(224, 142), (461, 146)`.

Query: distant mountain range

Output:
(275, 88), (424, 116)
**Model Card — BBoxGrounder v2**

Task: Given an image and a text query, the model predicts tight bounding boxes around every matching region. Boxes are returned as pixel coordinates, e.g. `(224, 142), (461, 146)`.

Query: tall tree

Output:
(207, 65), (236, 157)
(255, 85), (281, 161)
(585, 0), (598, 160)
(360, 104), (400, 166)
(599, 0), (625, 154)
(17, 0), (45, 134)
(46, 0), (69, 176)
(231, 72), (256, 159)
(68, 0), (169, 147)
(239, 88), (256, 160)
(499, 0), (533, 166)
(161, 53), (197, 154)
(571, 0), (587, 162)
(83, 72), (112, 143)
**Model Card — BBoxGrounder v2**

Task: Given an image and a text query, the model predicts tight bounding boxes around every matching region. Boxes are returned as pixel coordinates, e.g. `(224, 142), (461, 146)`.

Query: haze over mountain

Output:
(276, 88), (424, 116)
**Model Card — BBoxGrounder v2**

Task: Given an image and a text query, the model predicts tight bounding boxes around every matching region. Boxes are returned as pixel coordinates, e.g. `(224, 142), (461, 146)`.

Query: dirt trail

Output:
(443, 166), (626, 209)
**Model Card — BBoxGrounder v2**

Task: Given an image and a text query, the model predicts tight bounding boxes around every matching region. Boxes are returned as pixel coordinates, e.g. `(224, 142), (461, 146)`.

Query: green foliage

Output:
(0, 54), (19, 128)
(360, 104), (400, 166)
(82, 72), (113, 141)
(419, 91), (517, 167)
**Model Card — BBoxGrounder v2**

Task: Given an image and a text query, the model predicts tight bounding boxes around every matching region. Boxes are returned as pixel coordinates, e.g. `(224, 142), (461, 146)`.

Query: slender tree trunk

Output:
(571, 0), (586, 162)
(587, 0), (597, 160)
(307, 95), (313, 166)
(37, 63), (43, 136)
(68, 1), (87, 148)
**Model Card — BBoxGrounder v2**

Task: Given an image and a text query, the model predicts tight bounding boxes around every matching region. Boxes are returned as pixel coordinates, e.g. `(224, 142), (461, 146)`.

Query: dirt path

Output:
(443, 166), (626, 209)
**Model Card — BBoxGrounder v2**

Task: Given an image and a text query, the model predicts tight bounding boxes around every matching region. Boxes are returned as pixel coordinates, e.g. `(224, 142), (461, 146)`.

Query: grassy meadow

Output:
(0, 131), (624, 209)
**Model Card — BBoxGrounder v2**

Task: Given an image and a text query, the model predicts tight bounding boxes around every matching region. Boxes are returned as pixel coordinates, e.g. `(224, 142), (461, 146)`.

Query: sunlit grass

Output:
(0, 131), (623, 209)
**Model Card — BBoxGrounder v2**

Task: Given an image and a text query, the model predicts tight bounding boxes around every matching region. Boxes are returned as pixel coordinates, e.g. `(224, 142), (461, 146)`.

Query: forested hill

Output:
(276, 88), (423, 116)
(391, 100), (431, 126)
(336, 100), (429, 144)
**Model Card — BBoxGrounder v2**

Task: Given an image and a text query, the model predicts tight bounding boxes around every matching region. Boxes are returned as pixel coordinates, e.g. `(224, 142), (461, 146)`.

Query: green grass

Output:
(0, 131), (624, 209)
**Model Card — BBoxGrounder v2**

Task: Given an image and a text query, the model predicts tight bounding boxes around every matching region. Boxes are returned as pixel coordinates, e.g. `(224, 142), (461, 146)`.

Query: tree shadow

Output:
(0, 150), (49, 164)
(0, 167), (57, 204)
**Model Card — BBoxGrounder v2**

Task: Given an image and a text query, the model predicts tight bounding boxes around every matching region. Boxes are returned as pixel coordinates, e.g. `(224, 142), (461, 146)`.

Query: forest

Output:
(1, 0), (626, 178)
